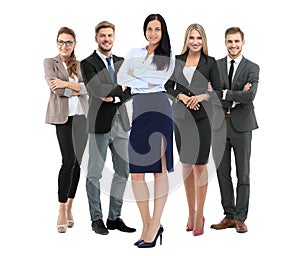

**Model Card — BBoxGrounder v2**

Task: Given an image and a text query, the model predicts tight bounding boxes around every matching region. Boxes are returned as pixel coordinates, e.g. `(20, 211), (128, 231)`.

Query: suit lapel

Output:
(90, 51), (106, 71)
(54, 55), (68, 80)
(91, 51), (113, 82)
(220, 57), (229, 89)
(232, 57), (247, 88)
(177, 54), (190, 86)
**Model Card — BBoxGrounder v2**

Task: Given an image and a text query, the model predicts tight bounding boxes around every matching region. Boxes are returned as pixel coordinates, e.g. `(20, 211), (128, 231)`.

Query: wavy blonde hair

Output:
(181, 23), (208, 55)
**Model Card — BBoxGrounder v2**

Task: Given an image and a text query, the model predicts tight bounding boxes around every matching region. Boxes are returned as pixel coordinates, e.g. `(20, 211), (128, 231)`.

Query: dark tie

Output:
(106, 56), (114, 83)
(228, 59), (235, 89)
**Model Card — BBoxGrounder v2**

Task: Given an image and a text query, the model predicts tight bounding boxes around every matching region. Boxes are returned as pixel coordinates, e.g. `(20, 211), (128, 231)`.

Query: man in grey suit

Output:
(211, 27), (259, 233)
(80, 21), (135, 235)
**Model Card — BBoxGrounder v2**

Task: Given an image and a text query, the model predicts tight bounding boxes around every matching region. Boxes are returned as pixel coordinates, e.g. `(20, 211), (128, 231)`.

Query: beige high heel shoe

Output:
(67, 220), (74, 228)
(57, 223), (67, 233)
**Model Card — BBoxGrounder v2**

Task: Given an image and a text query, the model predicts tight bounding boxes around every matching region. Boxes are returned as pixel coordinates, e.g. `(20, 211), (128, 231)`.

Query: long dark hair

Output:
(56, 27), (79, 78)
(143, 14), (171, 70)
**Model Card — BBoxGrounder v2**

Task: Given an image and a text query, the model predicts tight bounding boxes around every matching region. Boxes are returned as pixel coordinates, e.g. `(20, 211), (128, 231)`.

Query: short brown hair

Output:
(95, 21), (115, 35)
(225, 27), (244, 41)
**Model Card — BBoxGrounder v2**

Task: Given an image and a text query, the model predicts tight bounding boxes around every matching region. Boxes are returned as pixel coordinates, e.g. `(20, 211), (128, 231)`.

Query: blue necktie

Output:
(106, 56), (119, 114)
(106, 57), (114, 83)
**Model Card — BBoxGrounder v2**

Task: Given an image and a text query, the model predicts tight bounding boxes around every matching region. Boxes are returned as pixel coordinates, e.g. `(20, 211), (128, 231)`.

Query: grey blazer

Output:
(215, 56), (259, 132)
(44, 55), (88, 124)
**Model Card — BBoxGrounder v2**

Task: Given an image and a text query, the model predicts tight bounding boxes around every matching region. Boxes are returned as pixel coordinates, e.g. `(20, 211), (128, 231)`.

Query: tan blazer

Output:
(44, 55), (88, 124)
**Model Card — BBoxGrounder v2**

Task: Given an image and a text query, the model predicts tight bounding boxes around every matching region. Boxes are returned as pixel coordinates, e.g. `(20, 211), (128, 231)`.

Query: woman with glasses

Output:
(44, 27), (88, 233)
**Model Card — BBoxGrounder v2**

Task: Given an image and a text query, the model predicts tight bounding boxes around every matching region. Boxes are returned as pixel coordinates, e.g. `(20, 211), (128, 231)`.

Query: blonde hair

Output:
(181, 23), (208, 55)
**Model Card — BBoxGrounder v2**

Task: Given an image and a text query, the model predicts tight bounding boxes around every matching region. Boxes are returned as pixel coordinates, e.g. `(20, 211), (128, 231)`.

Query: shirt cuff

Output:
(222, 89), (228, 100)
(63, 88), (72, 97)
(79, 82), (88, 95)
(114, 97), (121, 103)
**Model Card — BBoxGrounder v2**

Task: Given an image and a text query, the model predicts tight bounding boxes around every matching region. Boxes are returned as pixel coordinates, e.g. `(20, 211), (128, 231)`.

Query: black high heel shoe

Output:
(133, 239), (144, 246)
(137, 226), (164, 248)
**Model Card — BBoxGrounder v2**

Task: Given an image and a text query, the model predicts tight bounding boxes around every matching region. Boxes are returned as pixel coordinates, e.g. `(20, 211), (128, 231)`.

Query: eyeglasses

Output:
(57, 40), (75, 47)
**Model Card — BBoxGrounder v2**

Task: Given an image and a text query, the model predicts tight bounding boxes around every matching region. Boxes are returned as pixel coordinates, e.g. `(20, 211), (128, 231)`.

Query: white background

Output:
(1, 0), (299, 255)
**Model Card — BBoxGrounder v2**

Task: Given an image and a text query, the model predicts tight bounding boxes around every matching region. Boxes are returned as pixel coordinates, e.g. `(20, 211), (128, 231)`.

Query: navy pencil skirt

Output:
(129, 92), (174, 173)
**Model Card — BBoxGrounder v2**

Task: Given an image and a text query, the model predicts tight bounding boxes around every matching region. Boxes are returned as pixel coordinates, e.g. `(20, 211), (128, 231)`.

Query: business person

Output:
(165, 23), (222, 236)
(44, 27), (88, 233)
(80, 21), (135, 235)
(211, 27), (259, 233)
(117, 14), (174, 248)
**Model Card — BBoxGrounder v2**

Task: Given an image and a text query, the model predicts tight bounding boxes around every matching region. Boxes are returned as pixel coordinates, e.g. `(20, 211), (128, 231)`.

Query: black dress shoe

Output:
(106, 218), (136, 233)
(92, 219), (109, 235)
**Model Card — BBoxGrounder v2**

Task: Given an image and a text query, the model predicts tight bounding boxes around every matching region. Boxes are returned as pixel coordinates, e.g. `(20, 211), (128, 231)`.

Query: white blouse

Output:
(62, 62), (84, 116)
(117, 47), (175, 94)
(183, 66), (197, 85)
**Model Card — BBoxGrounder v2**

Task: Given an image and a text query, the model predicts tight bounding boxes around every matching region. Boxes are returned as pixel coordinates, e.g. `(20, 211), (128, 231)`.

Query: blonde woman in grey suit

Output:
(44, 27), (88, 233)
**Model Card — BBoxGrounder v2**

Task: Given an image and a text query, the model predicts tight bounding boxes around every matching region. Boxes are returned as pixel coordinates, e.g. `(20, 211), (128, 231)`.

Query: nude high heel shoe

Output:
(57, 223), (67, 233)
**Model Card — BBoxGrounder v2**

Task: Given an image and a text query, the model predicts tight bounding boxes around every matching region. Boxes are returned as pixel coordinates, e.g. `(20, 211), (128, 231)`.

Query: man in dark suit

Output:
(211, 27), (259, 233)
(80, 21), (135, 235)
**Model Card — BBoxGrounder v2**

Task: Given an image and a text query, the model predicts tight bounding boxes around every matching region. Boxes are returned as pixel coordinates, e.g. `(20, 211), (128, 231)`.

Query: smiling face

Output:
(57, 33), (76, 61)
(145, 19), (162, 47)
(95, 27), (115, 55)
(187, 29), (203, 54)
(225, 32), (245, 59)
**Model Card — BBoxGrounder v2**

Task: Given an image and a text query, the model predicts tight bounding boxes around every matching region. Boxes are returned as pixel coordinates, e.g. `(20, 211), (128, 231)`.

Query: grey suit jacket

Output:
(215, 56), (259, 132)
(44, 55), (88, 124)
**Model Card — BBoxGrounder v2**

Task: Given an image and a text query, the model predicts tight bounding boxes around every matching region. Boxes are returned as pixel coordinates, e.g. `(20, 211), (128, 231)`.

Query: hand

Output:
(72, 91), (80, 96)
(177, 93), (189, 105)
(243, 82), (252, 91)
(178, 93), (198, 110)
(187, 94), (209, 110)
(197, 94), (209, 102)
(100, 97), (114, 102)
(186, 96), (199, 110)
(148, 83), (155, 87)
(128, 70), (134, 76)
(207, 82), (213, 92)
(49, 77), (66, 91)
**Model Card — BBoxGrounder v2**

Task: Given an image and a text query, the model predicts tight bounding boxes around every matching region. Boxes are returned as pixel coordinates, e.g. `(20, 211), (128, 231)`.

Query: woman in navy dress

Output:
(117, 14), (174, 248)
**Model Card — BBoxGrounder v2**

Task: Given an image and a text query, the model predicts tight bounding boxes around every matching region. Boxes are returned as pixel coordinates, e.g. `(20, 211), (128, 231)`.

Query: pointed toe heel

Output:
(138, 226), (164, 248)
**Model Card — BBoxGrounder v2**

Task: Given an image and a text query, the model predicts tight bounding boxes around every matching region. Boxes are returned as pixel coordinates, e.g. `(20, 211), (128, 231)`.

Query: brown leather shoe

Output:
(236, 220), (248, 233)
(210, 218), (236, 230)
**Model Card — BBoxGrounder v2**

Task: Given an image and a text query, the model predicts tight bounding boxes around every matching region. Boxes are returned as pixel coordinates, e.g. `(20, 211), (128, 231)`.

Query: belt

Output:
(225, 113), (231, 118)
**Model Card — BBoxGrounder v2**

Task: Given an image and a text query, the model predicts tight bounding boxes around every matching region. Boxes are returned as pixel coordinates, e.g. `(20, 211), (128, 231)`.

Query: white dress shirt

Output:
(223, 55), (243, 109)
(117, 47), (175, 94)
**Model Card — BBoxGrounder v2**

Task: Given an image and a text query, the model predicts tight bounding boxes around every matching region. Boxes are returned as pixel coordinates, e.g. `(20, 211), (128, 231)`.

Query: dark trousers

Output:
(55, 115), (87, 203)
(213, 118), (252, 221)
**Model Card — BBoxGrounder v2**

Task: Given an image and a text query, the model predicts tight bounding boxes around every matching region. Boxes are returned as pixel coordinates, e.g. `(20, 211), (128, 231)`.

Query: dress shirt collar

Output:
(96, 49), (113, 67)
(227, 54), (243, 66)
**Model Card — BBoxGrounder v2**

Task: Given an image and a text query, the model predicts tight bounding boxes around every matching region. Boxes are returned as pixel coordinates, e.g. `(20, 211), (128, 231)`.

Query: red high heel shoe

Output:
(186, 225), (194, 232)
(192, 217), (205, 236)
